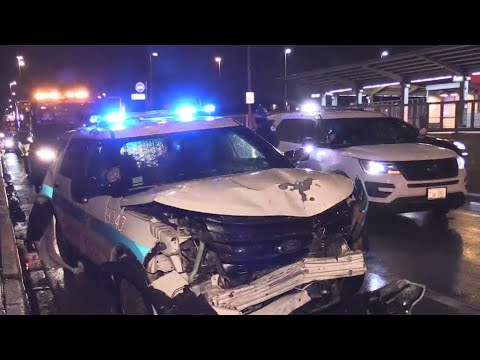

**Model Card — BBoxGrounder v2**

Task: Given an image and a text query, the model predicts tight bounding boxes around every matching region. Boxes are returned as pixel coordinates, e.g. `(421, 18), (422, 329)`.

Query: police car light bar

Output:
(90, 103), (218, 128)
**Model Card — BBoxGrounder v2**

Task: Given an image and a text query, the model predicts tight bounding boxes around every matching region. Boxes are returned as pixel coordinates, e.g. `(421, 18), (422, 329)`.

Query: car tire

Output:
(339, 274), (365, 301)
(432, 208), (449, 220)
(55, 222), (80, 269)
(117, 277), (153, 315)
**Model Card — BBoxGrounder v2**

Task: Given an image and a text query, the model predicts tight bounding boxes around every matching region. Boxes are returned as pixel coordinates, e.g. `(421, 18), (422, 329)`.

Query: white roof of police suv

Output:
(69, 115), (241, 140)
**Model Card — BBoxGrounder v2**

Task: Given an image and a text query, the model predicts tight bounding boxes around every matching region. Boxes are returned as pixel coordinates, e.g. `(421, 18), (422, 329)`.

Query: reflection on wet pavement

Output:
(367, 208), (480, 308)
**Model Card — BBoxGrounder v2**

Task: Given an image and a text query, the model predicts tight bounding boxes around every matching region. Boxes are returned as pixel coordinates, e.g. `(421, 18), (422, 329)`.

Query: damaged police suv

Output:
(30, 108), (368, 315)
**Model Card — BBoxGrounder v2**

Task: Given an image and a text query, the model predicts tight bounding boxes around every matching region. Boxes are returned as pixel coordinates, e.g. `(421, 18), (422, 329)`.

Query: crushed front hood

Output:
(121, 168), (353, 217)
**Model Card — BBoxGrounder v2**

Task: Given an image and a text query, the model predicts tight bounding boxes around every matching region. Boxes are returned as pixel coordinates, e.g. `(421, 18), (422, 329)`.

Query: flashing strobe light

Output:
(34, 88), (90, 102)
(301, 101), (320, 113)
(105, 112), (126, 123)
(203, 104), (216, 113)
(90, 115), (100, 124)
(75, 90), (89, 99)
(176, 105), (197, 121)
(50, 91), (61, 100)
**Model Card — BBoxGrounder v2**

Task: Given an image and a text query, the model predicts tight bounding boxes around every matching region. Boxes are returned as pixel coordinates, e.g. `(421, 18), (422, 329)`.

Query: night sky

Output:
(0, 45), (428, 112)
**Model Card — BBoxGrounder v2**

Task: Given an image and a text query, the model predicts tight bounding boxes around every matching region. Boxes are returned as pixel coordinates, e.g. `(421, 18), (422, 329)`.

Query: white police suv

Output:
(30, 105), (368, 315)
(269, 108), (467, 215)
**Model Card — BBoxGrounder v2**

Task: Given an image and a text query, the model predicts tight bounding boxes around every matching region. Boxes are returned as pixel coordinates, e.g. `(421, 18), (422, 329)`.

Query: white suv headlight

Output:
(359, 160), (400, 175)
(457, 156), (465, 170)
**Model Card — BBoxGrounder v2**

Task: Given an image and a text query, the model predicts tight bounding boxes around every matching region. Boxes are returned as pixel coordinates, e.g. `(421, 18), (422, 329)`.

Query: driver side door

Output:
(54, 139), (92, 256)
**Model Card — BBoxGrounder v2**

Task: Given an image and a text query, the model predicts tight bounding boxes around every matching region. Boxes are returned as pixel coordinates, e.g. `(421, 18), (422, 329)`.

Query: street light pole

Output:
(284, 48), (291, 110)
(148, 51), (158, 110)
(247, 45), (252, 129)
(9, 80), (20, 127)
(215, 57), (222, 78)
(16, 56), (25, 80)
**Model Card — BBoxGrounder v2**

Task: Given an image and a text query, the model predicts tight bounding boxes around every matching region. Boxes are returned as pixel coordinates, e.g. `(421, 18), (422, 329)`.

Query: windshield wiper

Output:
(128, 185), (156, 194)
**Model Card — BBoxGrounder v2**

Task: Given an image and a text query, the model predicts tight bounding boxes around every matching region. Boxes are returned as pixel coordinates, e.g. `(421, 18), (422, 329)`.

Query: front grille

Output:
(407, 180), (459, 188)
(203, 200), (352, 274)
(395, 158), (458, 181)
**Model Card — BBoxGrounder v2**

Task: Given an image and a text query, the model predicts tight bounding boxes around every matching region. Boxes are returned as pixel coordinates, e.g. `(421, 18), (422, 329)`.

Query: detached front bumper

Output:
(205, 251), (366, 315)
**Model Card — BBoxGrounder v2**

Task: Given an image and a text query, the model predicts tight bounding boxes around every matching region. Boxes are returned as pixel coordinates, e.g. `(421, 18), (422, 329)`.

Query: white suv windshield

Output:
(319, 117), (419, 146)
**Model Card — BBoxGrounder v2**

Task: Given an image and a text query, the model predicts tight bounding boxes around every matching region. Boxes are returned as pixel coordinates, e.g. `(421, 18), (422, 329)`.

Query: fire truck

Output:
(25, 88), (119, 188)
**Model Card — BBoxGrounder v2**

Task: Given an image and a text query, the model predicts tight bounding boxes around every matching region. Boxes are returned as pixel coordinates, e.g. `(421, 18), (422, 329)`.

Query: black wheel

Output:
(117, 277), (152, 315)
(432, 208), (449, 222)
(339, 274), (365, 301)
(433, 207), (449, 216)
(55, 222), (80, 269)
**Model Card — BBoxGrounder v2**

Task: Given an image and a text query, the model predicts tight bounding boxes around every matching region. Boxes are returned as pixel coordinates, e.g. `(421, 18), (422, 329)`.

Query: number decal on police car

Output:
(105, 208), (126, 232)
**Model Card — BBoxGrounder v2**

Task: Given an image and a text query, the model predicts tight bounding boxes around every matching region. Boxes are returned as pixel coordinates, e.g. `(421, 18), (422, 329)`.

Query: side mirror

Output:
(71, 177), (98, 204)
(284, 148), (310, 164)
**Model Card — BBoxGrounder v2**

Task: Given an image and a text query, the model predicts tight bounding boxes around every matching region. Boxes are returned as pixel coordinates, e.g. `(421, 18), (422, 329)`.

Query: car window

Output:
(276, 119), (317, 143)
(320, 117), (418, 146)
(88, 126), (292, 191)
(59, 139), (90, 179)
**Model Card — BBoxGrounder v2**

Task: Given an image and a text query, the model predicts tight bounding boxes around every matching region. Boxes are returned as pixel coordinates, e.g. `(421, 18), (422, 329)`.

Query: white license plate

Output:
(427, 187), (447, 200)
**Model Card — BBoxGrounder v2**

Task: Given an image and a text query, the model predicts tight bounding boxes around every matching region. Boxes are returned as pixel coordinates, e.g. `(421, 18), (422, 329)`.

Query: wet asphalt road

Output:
(3, 152), (480, 315)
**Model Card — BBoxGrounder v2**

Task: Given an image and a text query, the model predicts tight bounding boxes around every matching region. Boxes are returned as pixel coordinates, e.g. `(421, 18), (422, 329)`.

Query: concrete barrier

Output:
(0, 160), (29, 315)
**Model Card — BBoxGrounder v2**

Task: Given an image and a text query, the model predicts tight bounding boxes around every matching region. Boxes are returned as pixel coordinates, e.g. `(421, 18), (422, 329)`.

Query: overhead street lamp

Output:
(17, 56), (25, 79)
(381, 50), (389, 59)
(214, 57), (222, 78)
(9, 81), (17, 92)
(284, 48), (292, 110)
